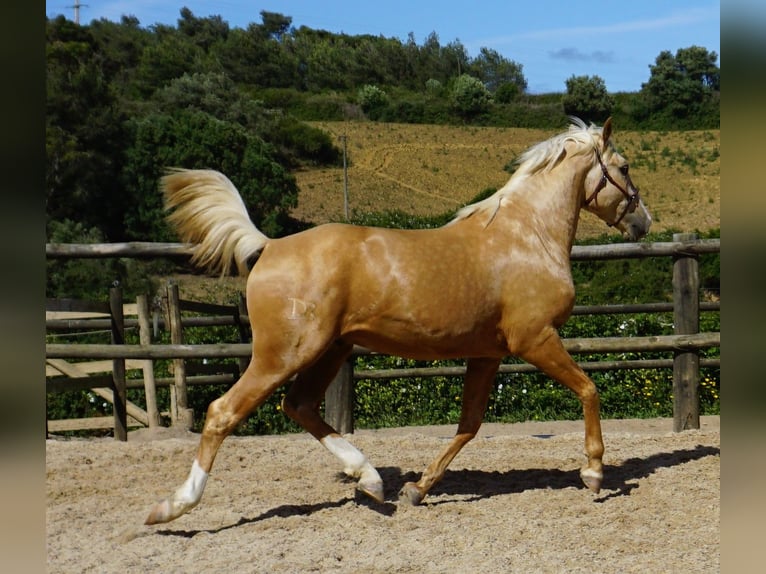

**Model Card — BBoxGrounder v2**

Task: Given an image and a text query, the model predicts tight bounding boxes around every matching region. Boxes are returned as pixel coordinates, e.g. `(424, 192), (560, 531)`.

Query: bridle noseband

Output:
(584, 147), (640, 227)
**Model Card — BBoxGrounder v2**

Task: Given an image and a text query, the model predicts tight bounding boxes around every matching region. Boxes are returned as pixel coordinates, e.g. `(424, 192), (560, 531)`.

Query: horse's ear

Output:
(601, 117), (613, 149)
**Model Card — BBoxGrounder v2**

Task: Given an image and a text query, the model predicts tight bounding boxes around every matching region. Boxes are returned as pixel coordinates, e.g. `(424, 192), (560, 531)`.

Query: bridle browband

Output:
(584, 146), (640, 227)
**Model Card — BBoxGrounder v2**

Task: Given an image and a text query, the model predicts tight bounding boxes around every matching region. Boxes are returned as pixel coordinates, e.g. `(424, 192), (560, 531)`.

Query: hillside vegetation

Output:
(292, 122), (720, 240)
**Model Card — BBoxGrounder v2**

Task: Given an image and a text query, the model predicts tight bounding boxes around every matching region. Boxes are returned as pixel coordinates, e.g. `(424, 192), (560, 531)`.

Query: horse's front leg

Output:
(399, 357), (500, 505)
(520, 328), (604, 493)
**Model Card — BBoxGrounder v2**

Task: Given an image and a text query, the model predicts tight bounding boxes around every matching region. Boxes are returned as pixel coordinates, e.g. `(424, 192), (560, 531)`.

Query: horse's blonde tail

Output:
(162, 169), (270, 276)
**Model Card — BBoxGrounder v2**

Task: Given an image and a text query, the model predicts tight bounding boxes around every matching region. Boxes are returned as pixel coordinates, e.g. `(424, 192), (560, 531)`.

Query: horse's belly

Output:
(343, 319), (506, 360)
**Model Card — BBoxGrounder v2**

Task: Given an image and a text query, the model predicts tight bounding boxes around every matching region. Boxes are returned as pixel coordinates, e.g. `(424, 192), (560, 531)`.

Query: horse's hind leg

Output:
(145, 364), (285, 525)
(281, 341), (384, 503)
(399, 357), (501, 505)
(520, 328), (604, 493)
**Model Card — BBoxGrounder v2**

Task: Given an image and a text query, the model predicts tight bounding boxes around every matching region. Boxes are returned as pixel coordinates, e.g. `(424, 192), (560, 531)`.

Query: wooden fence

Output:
(45, 233), (720, 439)
(46, 284), (250, 439)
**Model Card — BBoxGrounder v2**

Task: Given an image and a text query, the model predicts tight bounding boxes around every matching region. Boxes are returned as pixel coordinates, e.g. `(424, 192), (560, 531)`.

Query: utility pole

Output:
(340, 134), (349, 220)
(67, 0), (89, 25)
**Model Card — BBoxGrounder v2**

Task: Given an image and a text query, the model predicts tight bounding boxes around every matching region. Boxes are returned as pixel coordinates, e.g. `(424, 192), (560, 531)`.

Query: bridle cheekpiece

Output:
(584, 146), (640, 227)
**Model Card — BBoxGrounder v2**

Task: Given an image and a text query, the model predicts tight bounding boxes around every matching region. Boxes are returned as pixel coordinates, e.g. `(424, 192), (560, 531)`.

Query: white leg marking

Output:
(321, 435), (384, 502)
(580, 467), (603, 481)
(177, 459), (209, 505)
(321, 435), (381, 482)
(321, 435), (368, 477)
(146, 459), (210, 524)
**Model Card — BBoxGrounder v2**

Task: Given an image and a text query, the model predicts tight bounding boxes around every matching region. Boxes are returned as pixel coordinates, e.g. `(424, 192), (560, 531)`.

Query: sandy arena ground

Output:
(47, 416), (719, 573)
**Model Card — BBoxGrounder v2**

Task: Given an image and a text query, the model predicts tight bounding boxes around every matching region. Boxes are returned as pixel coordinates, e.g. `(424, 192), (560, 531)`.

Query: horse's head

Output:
(583, 118), (652, 241)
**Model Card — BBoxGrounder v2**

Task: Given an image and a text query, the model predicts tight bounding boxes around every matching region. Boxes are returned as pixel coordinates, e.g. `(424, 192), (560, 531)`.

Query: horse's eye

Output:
(620, 164), (629, 175)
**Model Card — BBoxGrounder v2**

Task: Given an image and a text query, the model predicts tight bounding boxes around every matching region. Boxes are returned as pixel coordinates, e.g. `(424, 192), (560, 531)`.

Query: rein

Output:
(584, 147), (640, 227)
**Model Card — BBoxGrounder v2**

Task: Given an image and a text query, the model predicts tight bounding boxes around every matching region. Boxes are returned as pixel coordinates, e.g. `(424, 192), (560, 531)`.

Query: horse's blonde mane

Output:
(450, 117), (604, 225)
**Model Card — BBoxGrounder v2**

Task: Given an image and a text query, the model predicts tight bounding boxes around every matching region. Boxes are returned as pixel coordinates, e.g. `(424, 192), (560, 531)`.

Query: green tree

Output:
(442, 40), (471, 79)
(177, 7), (230, 51)
(494, 82), (521, 104)
(215, 12), (298, 88)
(121, 110), (298, 241)
(470, 47), (527, 93)
(357, 84), (388, 115)
(291, 30), (356, 91)
(152, 71), (266, 128)
(425, 78), (443, 95)
(153, 72), (339, 167)
(46, 16), (130, 240)
(450, 74), (492, 118)
(259, 10), (293, 40)
(418, 32), (446, 84)
(638, 46), (720, 128)
(562, 75), (614, 123)
(134, 24), (205, 96)
(88, 15), (149, 97)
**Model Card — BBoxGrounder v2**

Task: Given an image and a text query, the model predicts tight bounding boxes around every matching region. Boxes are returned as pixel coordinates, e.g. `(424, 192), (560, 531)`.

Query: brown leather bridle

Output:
(584, 147), (640, 227)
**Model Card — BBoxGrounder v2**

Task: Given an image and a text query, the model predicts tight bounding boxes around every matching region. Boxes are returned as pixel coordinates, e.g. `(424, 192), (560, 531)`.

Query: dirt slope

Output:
(292, 122), (720, 240)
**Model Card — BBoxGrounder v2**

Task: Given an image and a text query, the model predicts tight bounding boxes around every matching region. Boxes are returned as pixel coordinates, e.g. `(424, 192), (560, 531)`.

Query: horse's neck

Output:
(501, 164), (586, 252)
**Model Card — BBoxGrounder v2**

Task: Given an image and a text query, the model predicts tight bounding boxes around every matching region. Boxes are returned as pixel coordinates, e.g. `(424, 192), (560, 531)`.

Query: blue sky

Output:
(45, 0), (720, 93)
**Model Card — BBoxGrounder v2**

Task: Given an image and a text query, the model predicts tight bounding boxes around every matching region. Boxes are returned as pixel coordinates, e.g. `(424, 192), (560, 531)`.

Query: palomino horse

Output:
(145, 117), (651, 525)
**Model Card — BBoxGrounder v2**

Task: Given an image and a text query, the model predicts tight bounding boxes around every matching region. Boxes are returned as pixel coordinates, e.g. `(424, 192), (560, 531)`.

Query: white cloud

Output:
(477, 6), (719, 46)
(549, 48), (615, 64)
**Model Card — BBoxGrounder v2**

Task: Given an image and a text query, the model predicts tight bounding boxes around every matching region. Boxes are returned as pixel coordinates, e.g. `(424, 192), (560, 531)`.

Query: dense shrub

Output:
(562, 75), (614, 124)
(357, 84), (388, 115)
(450, 74), (493, 119)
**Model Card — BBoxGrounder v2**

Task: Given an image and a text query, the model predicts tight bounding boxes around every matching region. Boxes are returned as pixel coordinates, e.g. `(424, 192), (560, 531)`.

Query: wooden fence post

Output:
(137, 294), (161, 428)
(236, 293), (250, 375)
(324, 359), (354, 434)
(672, 232), (700, 431)
(167, 283), (193, 430)
(160, 288), (175, 424)
(109, 286), (127, 441)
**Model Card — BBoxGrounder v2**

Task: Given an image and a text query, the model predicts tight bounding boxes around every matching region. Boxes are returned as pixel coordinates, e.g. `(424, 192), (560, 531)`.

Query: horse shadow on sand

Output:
(415, 443), (720, 505)
(155, 443), (718, 537)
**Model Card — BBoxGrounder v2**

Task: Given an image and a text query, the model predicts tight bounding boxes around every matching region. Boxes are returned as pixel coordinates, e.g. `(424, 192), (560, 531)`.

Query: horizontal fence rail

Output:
(45, 333), (720, 360)
(46, 239), (720, 260)
(45, 303), (721, 332)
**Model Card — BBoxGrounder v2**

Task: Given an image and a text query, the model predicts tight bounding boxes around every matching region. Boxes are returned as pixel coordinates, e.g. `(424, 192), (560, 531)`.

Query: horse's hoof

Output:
(144, 496), (198, 525)
(580, 468), (603, 494)
(398, 482), (425, 505)
(144, 499), (173, 525)
(358, 479), (385, 504)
